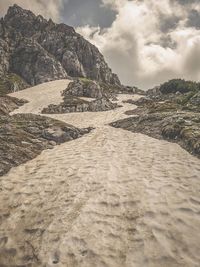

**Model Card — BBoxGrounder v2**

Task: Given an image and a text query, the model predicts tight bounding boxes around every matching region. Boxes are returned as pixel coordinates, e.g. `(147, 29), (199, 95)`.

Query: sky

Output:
(1, 0), (200, 89)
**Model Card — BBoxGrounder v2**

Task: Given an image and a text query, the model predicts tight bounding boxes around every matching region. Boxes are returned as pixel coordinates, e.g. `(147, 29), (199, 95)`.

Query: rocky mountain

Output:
(0, 4), (120, 87)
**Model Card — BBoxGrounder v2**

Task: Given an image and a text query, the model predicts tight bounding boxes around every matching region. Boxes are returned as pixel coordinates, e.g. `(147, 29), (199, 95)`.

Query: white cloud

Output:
(0, 0), (64, 21)
(77, 0), (200, 89)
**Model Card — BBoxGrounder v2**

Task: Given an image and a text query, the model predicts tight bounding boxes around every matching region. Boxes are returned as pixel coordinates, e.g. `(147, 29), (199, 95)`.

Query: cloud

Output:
(77, 0), (200, 89)
(60, 0), (116, 28)
(0, 0), (64, 21)
(1, 0), (200, 89)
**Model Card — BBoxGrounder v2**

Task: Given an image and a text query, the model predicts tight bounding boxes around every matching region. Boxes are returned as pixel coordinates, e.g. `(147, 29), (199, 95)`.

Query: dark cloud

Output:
(184, 42), (200, 77)
(187, 9), (200, 29)
(61, 0), (116, 28)
(0, 0), (116, 28)
(159, 15), (180, 32)
(160, 36), (177, 49)
(173, 0), (199, 4)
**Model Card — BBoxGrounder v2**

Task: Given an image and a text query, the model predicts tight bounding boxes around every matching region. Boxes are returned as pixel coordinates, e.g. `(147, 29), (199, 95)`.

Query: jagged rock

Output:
(189, 91), (200, 106)
(0, 73), (28, 95)
(0, 38), (9, 76)
(63, 79), (105, 99)
(123, 97), (153, 106)
(62, 50), (85, 77)
(89, 97), (119, 111)
(1, 4), (120, 86)
(42, 96), (119, 114)
(0, 95), (27, 115)
(10, 39), (68, 85)
(121, 86), (146, 95)
(42, 79), (120, 114)
(42, 127), (75, 143)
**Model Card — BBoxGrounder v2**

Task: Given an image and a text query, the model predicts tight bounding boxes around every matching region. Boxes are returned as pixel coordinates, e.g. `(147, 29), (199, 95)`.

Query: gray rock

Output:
(88, 97), (118, 112)
(189, 91), (200, 106)
(42, 79), (120, 114)
(0, 95), (27, 115)
(63, 79), (104, 99)
(42, 127), (74, 143)
(0, 38), (9, 76)
(10, 39), (68, 85)
(1, 4), (120, 86)
(49, 140), (57, 146)
(0, 111), (92, 176)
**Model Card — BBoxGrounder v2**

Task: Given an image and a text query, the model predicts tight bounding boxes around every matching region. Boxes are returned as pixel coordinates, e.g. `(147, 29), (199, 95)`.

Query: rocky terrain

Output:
(0, 81), (91, 176)
(0, 80), (200, 267)
(0, 73), (28, 95)
(112, 79), (200, 158)
(42, 79), (120, 114)
(0, 112), (91, 177)
(0, 94), (27, 115)
(0, 4), (122, 177)
(0, 4), (120, 86)
(0, 4), (200, 267)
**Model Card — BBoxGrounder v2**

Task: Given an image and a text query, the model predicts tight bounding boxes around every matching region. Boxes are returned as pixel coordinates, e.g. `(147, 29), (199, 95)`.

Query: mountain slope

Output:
(0, 4), (120, 86)
(1, 80), (200, 266)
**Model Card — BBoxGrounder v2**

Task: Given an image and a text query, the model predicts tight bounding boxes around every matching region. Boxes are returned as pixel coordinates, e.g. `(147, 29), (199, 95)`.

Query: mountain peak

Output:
(4, 4), (36, 25)
(7, 4), (30, 16)
(10, 4), (22, 10)
(0, 4), (120, 86)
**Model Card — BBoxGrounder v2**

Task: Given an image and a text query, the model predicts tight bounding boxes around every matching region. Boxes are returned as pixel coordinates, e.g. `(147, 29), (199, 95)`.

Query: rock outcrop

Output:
(42, 96), (119, 114)
(0, 37), (9, 76)
(111, 79), (200, 158)
(0, 4), (120, 86)
(42, 79), (120, 114)
(10, 39), (68, 85)
(63, 79), (106, 99)
(0, 113), (92, 176)
(0, 73), (28, 95)
(0, 87), (92, 176)
(0, 95), (27, 115)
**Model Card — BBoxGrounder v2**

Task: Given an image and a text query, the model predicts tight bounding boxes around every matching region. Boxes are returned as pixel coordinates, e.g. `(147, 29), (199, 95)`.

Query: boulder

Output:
(63, 79), (104, 99)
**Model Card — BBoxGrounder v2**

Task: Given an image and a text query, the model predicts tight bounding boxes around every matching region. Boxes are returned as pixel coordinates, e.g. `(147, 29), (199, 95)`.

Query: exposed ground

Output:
(0, 80), (200, 267)
(116, 90), (200, 158)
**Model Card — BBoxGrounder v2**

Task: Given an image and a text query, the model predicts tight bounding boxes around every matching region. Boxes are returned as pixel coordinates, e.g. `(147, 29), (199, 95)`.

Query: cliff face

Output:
(0, 4), (120, 86)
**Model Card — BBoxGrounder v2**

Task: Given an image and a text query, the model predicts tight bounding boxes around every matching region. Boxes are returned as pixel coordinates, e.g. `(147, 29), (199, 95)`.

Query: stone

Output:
(0, 4), (120, 86)
(10, 39), (68, 85)
(42, 79), (120, 114)
(49, 141), (57, 146)
(63, 79), (104, 99)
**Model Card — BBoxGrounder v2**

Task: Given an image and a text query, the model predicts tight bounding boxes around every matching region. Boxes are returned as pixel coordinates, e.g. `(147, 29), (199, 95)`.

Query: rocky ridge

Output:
(0, 4), (120, 86)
